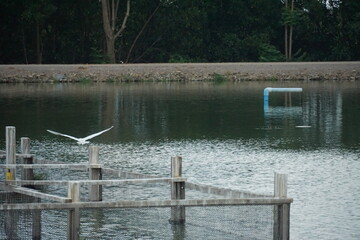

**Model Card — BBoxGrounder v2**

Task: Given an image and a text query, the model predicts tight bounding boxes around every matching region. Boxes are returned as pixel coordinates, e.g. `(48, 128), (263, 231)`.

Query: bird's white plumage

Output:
(47, 126), (114, 144)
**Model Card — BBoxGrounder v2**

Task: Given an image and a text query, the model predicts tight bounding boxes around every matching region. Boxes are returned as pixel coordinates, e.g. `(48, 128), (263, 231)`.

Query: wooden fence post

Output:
(21, 137), (41, 239)
(169, 156), (185, 224)
(4, 127), (18, 238)
(21, 137), (34, 186)
(68, 182), (80, 240)
(89, 145), (102, 201)
(5, 126), (16, 182)
(274, 173), (290, 240)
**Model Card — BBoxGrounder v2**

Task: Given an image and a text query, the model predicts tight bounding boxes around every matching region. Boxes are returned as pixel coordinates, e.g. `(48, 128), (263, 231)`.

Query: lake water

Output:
(0, 81), (359, 239)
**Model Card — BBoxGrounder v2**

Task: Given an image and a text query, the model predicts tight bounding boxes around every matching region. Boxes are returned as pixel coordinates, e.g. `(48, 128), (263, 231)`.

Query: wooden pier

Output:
(0, 126), (292, 240)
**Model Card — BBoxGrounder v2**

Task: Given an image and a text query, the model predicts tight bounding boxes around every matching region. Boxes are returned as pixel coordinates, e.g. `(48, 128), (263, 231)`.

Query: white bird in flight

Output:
(47, 126), (114, 144)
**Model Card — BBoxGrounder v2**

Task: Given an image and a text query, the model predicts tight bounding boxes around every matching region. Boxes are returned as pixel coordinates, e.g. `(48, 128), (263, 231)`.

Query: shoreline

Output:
(1, 62), (359, 82)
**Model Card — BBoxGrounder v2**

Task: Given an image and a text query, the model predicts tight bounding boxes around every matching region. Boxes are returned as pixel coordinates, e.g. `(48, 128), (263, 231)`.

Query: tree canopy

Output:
(0, 0), (359, 64)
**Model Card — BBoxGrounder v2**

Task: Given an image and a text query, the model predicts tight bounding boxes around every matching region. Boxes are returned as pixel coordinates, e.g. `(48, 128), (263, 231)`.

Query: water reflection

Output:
(1, 82), (359, 149)
(0, 81), (360, 239)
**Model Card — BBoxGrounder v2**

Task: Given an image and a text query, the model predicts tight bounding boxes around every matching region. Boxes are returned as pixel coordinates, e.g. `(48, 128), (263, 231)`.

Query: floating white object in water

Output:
(47, 126), (114, 144)
(295, 126), (312, 128)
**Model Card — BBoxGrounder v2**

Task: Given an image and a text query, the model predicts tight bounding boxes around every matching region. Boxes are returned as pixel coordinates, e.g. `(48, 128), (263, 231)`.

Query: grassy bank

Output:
(0, 62), (359, 83)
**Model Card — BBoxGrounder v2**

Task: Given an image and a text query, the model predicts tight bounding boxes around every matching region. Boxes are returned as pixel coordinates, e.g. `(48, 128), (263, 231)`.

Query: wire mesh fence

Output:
(0, 163), (290, 240)
(0, 204), (274, 240)
(1, 132), (291, 239)
(80, 205), (274, 240)
(0, 208), (68, 240)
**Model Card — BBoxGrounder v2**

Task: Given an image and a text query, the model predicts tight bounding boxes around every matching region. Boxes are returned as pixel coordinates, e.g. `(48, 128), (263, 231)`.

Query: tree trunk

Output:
(106, 36), (116, 63)
(288, 0), (295, 60)
(289, 26), (293, 60)
(101, 0), (130, 63)
(22, 27), (28, 64)
(284, 0), (289, 60)
(285, 25), (288, 60)
(101, 0), (114, 63)
(36, 21), (42, 64)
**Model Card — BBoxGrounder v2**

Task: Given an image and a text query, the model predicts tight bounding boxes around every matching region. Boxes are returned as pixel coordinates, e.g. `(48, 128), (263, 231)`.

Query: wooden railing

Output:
(1, 126), (292, 240)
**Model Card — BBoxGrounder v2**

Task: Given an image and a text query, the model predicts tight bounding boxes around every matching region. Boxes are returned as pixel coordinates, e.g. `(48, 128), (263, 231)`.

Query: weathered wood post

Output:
(32, 205), (41, 240)
(21, 137), (34, 186)
(274, 173), (290, 240)
(169, 156), (185, 224)
(5, 126), (16, 182)
(21, 137), (41, 239)
(68, 182), (80, 240)
(4, 127), (18, 240)
(88, 145), (102, 201)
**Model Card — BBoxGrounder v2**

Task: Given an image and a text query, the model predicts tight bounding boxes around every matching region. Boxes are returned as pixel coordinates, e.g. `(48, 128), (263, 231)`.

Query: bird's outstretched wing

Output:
(83, 126), (114, 141)
(47, 129), (80, 141)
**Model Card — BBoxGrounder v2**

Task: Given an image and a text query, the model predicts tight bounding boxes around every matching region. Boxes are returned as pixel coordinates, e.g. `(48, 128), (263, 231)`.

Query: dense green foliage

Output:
(0, 0), (359, 64)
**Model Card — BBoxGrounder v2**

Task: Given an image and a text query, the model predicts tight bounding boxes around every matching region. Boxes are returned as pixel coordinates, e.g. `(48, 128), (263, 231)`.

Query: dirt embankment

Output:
(0, 62), (359, 82)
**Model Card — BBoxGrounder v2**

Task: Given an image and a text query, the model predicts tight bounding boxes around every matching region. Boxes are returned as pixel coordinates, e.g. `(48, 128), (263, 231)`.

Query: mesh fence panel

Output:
(34, 168), (90, 201)
(185, 205), (274, 240)
(0, 209), (34, 239)
(79, 205), (274, 240)
(0, 192), (39, 204)
(102, 182), (171, 201)
(0, 209), (68, 240)
(1, 162), (279, 239)
(0, 203), (274, 239)
(0, 191), (68, 239)
(41, 210), (68, 239)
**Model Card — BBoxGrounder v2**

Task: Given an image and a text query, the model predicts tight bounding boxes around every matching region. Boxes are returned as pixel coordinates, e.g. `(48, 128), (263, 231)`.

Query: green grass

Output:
(211, 73), (228, 83)
(78, 77), (92, 84)
(265, 76), (279, 81)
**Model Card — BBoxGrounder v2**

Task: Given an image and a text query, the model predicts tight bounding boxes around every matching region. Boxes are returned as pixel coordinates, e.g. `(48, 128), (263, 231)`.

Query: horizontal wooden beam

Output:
(0, 198), (293, 210)
(102, 168), (273, 198)
(0, 184), (70, 203)
(6, 177), (187, 186)
(186, 182), (273, 198)
(0, 164), (100, 169)
(13, 186), (71, 203)
(102, 168), (157, 179)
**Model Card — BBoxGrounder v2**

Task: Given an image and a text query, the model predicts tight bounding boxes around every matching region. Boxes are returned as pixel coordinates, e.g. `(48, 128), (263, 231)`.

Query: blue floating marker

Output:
(264, 87), (303, 113)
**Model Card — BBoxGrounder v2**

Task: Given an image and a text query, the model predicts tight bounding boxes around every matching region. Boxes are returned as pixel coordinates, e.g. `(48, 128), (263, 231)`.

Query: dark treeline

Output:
(1, 0), (359, 64)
